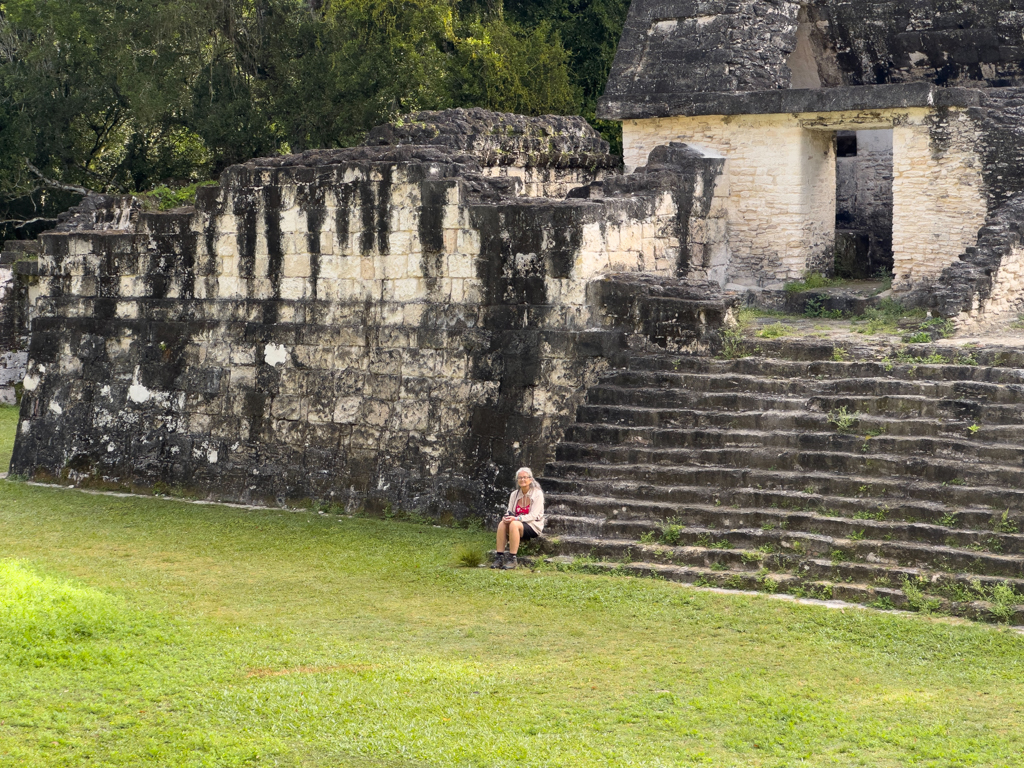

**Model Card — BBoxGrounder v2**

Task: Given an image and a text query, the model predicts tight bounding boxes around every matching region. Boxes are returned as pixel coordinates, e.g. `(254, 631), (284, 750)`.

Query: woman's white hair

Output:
(515, 466), (542, 493)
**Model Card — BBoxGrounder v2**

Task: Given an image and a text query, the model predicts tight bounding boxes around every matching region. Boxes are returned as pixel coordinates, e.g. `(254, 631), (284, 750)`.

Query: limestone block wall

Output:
(472, 164), (606, 200)
(602, 0), (802, 101)
(362, 107), (619, 201)
(891, 108), (988, 290)
(965, 243), (1024, 325)
(917, 194), (1024, 327)
(820, 0), (1024, 88)
(10, 138), (720, 513)
(605, 0), (1024, 109)
(623, 106), (989, 292)
(0, 265), (25, 404)
(623, 113), (836, 288)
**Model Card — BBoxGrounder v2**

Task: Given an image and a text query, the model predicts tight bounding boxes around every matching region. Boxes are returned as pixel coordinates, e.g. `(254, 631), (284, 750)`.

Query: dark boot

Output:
(490, 551), (505, 569)
(502, 554), (518, 570)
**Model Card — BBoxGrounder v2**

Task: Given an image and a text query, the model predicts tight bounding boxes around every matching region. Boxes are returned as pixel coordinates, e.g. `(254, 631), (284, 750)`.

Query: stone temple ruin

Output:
(601, 0), (1024, 322)
(4, 110), (730, 512)
(7, 0), (1024, 619)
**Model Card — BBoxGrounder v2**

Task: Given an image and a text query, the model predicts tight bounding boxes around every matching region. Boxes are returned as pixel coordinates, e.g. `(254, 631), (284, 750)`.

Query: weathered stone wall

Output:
(363, 108), (618, 199)
(0, 239), (43, 404)
(969, 243), (1024, 324)
(919, 88), (1024, 324)
(603, 0), (1024, 113)
(916, 195), (1024, 326)
(10, 113), (729, 514)
(571, 143), (729, 284)
(602, 0), (801, 104)
(624, 112), (836, 288)
(891, 108), (989, 290)
(821, 0), (1024, 88)
(599, 2), (1024, 321)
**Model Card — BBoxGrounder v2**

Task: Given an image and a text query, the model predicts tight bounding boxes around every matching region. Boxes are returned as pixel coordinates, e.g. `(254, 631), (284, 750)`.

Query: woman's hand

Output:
(502, 514), (514, 522)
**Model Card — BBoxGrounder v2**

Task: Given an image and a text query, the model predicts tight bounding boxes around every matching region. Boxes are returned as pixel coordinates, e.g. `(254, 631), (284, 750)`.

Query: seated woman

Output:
(492, 467), (545, 570)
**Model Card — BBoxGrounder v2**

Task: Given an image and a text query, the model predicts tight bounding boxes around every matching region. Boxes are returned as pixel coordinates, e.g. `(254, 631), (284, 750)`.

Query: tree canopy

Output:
(0, 0), (628, 238)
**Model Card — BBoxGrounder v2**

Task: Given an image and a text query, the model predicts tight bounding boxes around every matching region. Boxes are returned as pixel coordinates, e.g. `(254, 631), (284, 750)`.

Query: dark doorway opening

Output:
(834, 129), (894, 279)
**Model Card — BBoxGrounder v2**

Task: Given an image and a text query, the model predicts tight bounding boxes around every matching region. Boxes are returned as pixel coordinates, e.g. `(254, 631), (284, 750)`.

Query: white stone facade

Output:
(890, 109), (987, 290)
(41, 168), (682, 313)
(622, 106), (988, 292)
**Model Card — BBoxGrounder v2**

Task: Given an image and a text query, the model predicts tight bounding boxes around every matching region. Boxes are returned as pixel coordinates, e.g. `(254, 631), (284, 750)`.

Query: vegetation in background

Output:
(0, 0), (629, 239)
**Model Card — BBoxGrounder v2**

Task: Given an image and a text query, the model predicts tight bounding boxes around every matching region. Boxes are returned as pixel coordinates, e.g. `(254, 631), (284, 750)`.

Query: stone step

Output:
(555, 557), (802, 593)
(537, 542), (1024, 622)
(632, 354), (1024, 385)
(808, 393), (1024, 423)
(543, 501), (1024, 553)
(744, 338), (1024, 368)
(599, 369), (1024, 403)
(544, 530), (785, 571)
(798, 558), (1024, 598)
(573, 404), (1022, 442)
(586, 384), (1024, 424)
(543, 461), (1024, 510)
(544, 533), (1024, 596)
(552, 442), (1024, 487)
(586, 385), (810, 412)
(540, 477), (1012, 527)
(563, 423), (1024, 464)
(544, 525), (1024, 577)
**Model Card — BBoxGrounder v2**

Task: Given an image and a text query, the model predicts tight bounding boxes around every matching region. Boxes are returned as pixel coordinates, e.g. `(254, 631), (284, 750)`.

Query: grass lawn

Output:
(0, 404), (17, 472)
(0, 420), (1023, 766)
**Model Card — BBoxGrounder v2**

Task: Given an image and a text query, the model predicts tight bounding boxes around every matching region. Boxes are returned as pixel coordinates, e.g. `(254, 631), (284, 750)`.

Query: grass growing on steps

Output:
(0, 404), (18, 472)
(1, 479), (1024, 767)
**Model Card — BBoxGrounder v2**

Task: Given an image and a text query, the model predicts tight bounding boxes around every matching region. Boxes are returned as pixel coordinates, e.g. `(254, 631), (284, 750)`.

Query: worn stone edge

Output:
(597, 83), (981, 120)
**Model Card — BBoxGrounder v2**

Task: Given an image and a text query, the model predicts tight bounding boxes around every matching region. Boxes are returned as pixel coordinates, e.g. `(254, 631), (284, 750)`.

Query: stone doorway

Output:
(834, 129), (894, 280)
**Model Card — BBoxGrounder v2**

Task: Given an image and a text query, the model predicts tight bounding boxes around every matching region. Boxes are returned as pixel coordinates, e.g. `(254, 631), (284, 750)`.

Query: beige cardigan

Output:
(506, 487), (545, 534)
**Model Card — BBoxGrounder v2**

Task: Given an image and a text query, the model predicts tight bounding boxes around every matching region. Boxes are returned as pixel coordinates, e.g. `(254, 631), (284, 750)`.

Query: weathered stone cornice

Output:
(598, 83), (983, 121)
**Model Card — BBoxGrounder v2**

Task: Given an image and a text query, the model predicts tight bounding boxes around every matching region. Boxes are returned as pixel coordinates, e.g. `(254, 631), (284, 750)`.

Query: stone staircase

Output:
(538, 338), (1024, 623)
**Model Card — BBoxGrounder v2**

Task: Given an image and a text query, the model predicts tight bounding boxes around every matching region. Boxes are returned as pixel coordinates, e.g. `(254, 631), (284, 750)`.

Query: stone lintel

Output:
(598, 84), (982, 121)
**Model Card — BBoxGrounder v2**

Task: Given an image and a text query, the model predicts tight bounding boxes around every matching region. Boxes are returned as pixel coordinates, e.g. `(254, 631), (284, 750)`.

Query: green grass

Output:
(2, 487), (1024, 766)
(784, 272), (841, 293)
(755, 322), (794, 339)
(1, 424), (1024, 765)
(852, 299), (927, 336)
(0, 404), (18, 472)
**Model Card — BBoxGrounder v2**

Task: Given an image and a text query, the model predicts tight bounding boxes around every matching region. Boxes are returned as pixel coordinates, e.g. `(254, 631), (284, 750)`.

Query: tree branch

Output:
(25, 162), (94, 196)
(0, 216), (53, 227)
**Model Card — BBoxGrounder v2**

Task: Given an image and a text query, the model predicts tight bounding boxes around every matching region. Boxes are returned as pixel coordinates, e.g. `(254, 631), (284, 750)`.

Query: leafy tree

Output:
(491, 0), (629, 150)
(0, 0), (627, 233)
(447, 17), (580, 115)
